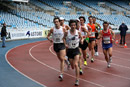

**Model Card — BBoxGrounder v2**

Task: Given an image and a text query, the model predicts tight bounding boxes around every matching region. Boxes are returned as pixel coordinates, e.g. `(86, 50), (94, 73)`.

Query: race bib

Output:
(53, 33), (63, 43)
(103, 37), (110, 44)
(55, 38), (60, 42)
(69, 40), (78, 48)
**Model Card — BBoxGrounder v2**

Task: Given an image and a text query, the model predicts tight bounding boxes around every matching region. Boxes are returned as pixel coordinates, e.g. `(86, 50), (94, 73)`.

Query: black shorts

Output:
(79, 40), (88, 50)
(89, 38), (96, 43)
(67, 47), (80, 59)
(95, 32), (99, 39)
(53, 43), (65, 53)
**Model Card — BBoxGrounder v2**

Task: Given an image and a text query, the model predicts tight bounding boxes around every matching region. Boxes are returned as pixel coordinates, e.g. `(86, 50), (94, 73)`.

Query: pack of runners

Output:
(47, 16), (115, 86)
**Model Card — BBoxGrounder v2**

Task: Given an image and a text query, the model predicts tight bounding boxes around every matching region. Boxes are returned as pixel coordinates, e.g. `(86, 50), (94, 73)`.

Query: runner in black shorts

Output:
(79, 16), (89, 68)
(63, 19), (83, 86)
(87, 16), (98, 62)
(93, 17), (101, 56)
(47, 17), (66, 81)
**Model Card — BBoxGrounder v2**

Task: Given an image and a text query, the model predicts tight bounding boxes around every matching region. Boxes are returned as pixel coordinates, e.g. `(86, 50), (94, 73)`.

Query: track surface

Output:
(6, 34), (130, 87)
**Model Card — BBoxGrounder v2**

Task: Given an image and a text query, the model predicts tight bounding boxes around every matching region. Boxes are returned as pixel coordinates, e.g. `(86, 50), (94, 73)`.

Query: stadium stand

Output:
(0, 0), (130, 29)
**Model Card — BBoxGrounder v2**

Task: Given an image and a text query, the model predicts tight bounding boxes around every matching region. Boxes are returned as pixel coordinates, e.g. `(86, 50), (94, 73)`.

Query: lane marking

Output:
(6, 41), (47, 87)
(49, 45), (130, 80)
(29, 43), (105, 87)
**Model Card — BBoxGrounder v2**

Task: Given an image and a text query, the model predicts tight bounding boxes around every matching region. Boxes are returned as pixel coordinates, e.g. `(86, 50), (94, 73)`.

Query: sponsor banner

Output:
(0, 29), (46, 41)
(10, 30), (43, 40)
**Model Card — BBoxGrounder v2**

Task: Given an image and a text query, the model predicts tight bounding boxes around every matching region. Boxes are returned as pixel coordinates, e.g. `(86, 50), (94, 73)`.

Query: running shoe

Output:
(75, 80), (79, 86)
(67, 64), (71, 70)
(59, 74), (63, 81)
(80, 68), (83, 75)
(109, 58), (112, 63)
(84, 60), (87, 66)
(95, 52), (99, 56)
(91, 58), (94, 63)
(107, 62), (111, 68)
(86, 53), (89, 58)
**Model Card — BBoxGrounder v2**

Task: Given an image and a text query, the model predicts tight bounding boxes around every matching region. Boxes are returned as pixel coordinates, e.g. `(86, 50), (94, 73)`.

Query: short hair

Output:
(92, 16), (96, 19)
(88, 16), (93, 19)
(79, 16), (86, 23)
(53, 16), (60, 22)
(69, 19), (77, 26)
(103, 21), (109, 25)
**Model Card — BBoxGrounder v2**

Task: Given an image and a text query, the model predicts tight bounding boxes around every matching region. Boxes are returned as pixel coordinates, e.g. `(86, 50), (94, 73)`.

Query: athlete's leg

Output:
(59, 49), (66, 74)
(82, 49), (88, 65)
(103, 49), (110, 68)
(73, 55), (80, 85)
(94, 39), (99, 56)
(79, 48), (82, 68)
(108, 47), (112, 63)
(103, 49), (108, 62)
(69, 58), (74, 69)
(91, 40), (95, 62)
(79, 48), (83, 75)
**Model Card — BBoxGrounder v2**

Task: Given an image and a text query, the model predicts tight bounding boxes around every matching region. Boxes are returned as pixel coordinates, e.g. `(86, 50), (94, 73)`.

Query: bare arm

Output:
(65, 25), (70, 30)
(97, 23), (101, 30)
(78, 32), (83, 44)
(63, 30), (68, 47)
(97, 31), (102, 40)
(47, 28), (53, 42)
(111, 29), (115, 40)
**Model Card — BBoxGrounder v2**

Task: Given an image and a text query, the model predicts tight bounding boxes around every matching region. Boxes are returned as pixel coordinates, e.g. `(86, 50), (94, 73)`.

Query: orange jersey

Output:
(87, 23), (96, 38)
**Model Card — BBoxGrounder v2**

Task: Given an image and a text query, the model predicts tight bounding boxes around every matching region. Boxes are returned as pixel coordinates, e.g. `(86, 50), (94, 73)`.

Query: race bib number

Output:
(53, 33), (63, 43)
(103, 37), (110, 44)
(69, 40), (78, 48)
(55, 38), (60, 42)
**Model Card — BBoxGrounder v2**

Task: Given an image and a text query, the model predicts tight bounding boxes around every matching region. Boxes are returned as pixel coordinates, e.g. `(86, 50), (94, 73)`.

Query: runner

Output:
(76, 18), (84, 75)
(93, 16), (101, 56)
(97, 22), (115, 68)
(87, 16), (98, 63)
(79, 16), (89, 67)
(47, 17), (66, 81)
(60, 17), (70, 30)
(60, 17), (70, 69)
(63, 19), (83, 86)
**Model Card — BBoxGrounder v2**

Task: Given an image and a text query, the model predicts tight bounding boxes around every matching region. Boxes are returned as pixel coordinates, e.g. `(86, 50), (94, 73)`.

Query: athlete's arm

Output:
(97, 23), (101, 31)
(63, 30), (68, 48)
(47, 28), (53, 43)
(78, 32), (83, 44)
(81, 26), (87, 32)
(110, 29), (115, 42)
(97, 31), (102, 40)
(65, 25), (70, 30)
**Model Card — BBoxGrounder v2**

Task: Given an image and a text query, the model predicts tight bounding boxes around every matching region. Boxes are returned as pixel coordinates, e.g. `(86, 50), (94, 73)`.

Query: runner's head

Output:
(88, 16), (93, 24)
(103, 21), (109, 30)
(53, 17), (60, 27)
(60, 17), (64, 26)
(76, 19), (80, 29)
(92, 16), (96, 24)
(69, 19), (77, 30)
(79, 16), (86, 25)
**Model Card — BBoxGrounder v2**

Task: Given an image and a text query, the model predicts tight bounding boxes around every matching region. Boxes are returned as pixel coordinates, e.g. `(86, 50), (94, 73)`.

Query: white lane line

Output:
(99, 43), (130, 61)
(98, 52), (130, 62)
(113, 49), (130, 55)
(5, 41), (47, 87)
(29, 43), (105, 87)
(50, 45), (130, 80)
